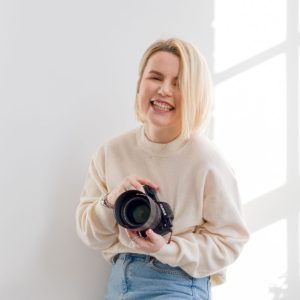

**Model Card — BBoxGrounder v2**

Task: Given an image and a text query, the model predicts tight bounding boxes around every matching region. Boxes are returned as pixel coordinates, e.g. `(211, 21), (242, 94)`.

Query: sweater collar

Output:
(136, 126), (189, 157)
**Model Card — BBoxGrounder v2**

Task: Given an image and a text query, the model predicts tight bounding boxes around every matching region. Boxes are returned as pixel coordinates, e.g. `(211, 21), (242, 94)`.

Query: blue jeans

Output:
(104, 253), (211, 300)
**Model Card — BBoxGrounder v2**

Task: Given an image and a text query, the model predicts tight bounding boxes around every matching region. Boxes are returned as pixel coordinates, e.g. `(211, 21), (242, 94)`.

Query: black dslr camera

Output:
(113, 185), (174, 237)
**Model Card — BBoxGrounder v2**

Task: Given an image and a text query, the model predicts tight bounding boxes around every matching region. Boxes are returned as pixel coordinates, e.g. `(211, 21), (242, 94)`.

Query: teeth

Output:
(151, 100), (173, 111)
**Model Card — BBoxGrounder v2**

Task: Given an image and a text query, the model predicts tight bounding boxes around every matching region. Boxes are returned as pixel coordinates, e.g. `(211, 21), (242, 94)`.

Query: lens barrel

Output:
(114, 190), (161, 232)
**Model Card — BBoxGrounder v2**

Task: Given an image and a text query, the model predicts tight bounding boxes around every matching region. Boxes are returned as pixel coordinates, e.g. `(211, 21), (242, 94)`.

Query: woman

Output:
(76, 38), (249, 300)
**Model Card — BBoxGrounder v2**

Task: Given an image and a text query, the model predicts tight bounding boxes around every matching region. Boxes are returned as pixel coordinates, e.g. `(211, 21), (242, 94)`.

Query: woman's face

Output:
(137, 51), (182, 141)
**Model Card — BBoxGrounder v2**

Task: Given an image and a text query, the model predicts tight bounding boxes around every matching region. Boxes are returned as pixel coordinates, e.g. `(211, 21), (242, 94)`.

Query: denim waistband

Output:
(113, 252), (154, 263)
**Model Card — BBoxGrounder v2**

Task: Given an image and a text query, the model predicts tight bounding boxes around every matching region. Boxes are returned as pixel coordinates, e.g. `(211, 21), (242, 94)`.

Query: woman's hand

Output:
(106, 175), (159, 207)
(126, 229), (167, 253)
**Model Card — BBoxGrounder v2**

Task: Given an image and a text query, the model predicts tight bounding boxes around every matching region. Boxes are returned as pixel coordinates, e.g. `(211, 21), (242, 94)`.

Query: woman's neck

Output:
(144, 125), (181, 144)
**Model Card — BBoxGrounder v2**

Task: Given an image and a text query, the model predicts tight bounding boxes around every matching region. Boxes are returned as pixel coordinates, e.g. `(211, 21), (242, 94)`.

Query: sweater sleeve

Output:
(76, 146), (118, 250)
(153, 164), (250, 280)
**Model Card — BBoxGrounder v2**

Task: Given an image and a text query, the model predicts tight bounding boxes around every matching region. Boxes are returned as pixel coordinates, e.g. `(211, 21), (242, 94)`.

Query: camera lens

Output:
(123, 198), (150, 225)
(113, 189), (163, 233)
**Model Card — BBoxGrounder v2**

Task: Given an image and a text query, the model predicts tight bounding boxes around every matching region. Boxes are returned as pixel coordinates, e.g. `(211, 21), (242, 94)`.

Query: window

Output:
(211, 0), (299, 299)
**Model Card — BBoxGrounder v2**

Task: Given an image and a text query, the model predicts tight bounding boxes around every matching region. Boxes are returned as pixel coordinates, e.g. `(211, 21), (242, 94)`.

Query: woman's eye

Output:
(152, 77), (162, 81)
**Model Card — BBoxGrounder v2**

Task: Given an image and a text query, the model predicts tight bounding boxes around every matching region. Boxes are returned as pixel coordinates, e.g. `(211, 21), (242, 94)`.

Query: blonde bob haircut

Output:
(135, 38), (213, 139)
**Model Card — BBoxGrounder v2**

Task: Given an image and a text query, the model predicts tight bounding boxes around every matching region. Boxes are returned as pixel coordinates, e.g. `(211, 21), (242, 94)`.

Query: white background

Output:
(1, 1), (299, 299)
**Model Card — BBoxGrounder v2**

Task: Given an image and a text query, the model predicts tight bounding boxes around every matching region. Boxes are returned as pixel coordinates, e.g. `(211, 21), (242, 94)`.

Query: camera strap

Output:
(166, 230), (173, 244)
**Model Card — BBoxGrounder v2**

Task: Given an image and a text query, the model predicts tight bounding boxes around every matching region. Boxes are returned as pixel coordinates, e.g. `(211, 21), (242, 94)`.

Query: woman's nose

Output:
(157, 82), (173, 97)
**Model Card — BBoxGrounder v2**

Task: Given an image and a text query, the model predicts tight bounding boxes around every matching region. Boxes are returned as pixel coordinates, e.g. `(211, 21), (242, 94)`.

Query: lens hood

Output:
(113, 189), (161, 232)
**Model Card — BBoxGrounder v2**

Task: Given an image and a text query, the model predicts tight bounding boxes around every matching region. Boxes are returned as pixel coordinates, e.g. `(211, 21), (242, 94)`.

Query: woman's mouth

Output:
(150, 100), (175, 112)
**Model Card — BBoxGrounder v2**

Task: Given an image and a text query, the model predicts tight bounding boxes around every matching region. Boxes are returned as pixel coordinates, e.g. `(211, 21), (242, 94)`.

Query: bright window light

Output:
(214, 0), (286, 73)
(213, 54), (287, 204)
(212, 0), (299, 299)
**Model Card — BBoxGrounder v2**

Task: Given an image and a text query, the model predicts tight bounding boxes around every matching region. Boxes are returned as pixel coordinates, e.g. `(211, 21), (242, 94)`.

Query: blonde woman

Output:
(76, 38), (249, 300)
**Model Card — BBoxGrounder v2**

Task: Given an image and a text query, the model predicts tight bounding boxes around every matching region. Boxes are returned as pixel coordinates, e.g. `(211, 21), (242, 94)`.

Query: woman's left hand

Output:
(126, 229), (167, 253)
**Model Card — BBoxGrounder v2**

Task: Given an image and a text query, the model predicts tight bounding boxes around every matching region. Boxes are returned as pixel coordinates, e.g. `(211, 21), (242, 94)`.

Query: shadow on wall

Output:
(269, 273), (288, 300)
(242, 180), (300, 299)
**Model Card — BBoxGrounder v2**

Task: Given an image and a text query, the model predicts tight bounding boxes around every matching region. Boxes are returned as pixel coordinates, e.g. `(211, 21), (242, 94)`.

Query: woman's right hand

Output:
(106, 175), (159, 207)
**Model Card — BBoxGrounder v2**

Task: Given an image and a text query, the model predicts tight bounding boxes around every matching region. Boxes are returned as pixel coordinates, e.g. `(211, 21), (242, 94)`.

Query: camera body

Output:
(113, 185), (174, 237)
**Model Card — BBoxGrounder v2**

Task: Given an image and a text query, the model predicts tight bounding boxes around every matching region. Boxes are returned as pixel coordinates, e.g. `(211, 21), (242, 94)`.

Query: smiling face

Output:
(136, 51), (182, 142)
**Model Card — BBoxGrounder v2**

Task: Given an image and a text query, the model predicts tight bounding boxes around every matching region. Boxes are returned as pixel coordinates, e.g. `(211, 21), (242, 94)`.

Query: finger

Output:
(126, 229), (139, 238)
(122, 183), (135, 191)
(123, 176), (143, 192)
(128, 180), (145, 193)
(122, 178), (138, 191)
(145, 229), (160, 243)
(124, 176), (159, 192)
(136, 178), (159, 190)
(130, 236), (141, 243)
(126, 230), (144, 246)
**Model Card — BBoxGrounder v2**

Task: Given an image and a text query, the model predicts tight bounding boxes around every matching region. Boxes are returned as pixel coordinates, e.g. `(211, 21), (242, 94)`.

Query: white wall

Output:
(1, 1), (299, 300)
(0, 1), (213, 299)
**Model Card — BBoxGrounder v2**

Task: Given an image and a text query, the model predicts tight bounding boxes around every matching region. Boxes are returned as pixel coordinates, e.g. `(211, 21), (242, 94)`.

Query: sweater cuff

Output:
(153, 241), (180, 266)
(94, 201), (117, 228)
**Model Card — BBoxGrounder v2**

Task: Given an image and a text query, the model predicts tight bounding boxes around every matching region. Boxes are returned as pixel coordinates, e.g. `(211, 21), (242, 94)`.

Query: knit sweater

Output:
(76, 126), (249, 285)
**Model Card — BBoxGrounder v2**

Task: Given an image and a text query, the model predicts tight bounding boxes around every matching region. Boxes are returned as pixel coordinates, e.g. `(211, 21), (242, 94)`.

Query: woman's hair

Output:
(135, 38), (213, 139)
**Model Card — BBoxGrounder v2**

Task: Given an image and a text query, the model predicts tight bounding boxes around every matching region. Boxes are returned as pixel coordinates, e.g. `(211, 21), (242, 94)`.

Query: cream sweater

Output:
(76, 126), (249, 285)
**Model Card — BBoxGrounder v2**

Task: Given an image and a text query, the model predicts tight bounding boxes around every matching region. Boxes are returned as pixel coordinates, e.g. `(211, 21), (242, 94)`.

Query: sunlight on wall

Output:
(213, 54), (286, 204)
(212, 219), (287, 300)
(213, 0), (286, 73)
(211, 1), (294, 299)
